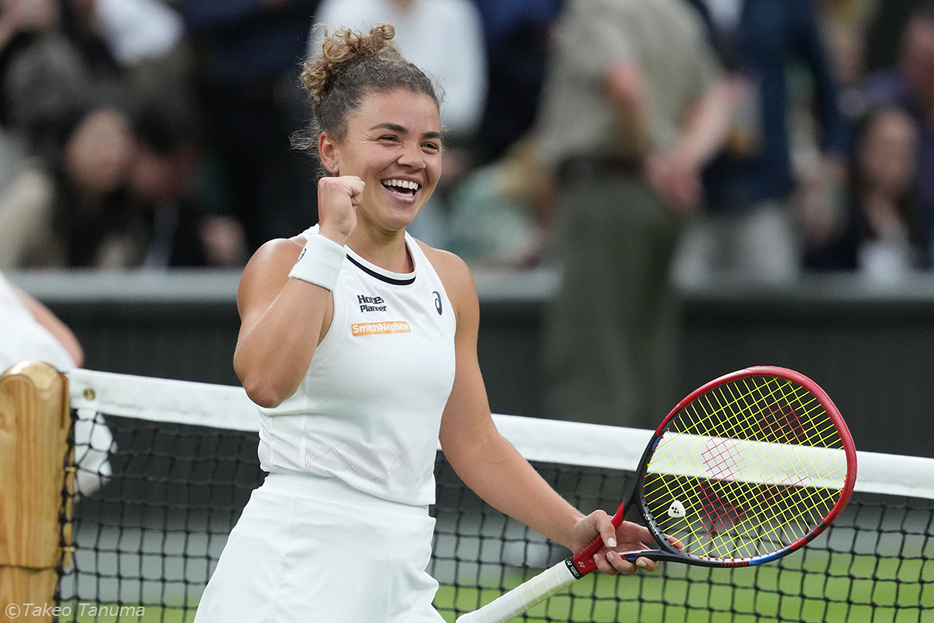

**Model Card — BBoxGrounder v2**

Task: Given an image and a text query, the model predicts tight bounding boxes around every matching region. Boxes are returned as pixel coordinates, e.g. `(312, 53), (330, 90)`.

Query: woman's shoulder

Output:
(253, 235), (307, 265)
(416, 240), (473, 288)
(238, 234), (307, 293)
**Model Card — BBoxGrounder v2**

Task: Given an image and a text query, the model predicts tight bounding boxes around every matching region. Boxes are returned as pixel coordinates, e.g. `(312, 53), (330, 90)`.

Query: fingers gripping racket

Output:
(456, 366), (857, 623)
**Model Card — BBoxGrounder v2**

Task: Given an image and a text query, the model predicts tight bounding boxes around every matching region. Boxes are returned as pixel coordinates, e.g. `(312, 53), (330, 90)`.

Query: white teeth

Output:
(382, 179), (419, 191)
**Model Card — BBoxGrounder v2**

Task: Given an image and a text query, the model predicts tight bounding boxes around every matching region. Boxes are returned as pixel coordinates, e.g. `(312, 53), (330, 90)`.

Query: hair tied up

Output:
(303, 23), (400, 106)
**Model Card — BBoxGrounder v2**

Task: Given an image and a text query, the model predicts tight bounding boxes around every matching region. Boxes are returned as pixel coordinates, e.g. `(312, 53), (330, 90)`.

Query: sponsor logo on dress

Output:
(357, 294), (387, 312)
(351, 321), (411, 336)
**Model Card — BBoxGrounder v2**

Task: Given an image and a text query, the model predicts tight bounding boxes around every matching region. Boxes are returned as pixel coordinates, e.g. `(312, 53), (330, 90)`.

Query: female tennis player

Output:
(194, 23), (657, 622)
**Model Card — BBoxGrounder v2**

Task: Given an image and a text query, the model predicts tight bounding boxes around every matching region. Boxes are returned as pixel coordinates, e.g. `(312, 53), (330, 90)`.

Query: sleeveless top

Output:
(257, 227), (457, 507)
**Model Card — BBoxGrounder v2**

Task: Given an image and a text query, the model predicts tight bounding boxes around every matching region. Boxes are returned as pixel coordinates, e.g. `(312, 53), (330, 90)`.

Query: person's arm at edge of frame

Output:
(14, 285), (84, 368)
(430, 244), (657, 575)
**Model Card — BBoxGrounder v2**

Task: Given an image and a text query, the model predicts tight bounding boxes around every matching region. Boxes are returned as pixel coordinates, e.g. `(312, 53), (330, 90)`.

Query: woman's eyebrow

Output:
(368, 123), (442, 140)
(369, 122), (407, 133)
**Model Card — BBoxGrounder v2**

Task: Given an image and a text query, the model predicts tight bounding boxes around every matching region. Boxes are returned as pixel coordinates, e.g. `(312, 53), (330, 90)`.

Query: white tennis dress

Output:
(195, 229), (456, 622)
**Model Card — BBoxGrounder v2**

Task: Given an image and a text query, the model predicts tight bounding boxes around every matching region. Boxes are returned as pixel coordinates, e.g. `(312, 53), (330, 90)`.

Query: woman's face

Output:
(858, 109), (919, 199)
(63, 106), (134, 196)
(327, 88), (442, 233)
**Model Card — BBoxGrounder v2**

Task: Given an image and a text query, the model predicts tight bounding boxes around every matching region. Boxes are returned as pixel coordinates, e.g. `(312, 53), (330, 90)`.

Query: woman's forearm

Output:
(444, 420), (584, 551)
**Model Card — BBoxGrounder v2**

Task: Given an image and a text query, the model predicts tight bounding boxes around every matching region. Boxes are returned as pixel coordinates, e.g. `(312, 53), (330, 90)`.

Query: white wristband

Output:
(288, 234), (346, 291)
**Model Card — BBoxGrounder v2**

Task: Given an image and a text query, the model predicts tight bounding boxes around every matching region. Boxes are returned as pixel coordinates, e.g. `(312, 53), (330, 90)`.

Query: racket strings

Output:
(690, 377), (847, 483)
(690, 376), (834, 449)
(658, 443), (838, 553)
(647, 473), (829, 560)
(672, 412), (840, 554)
(646, 473), (826, 560)
(642, 375), (849, 562)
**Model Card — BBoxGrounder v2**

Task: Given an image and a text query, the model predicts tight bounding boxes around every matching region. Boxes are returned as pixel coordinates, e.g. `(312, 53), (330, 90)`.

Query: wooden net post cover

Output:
(0, 361), (73, 621)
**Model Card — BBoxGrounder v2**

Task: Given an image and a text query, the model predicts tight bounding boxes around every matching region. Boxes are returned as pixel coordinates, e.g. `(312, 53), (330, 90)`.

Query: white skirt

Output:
(194, 474), (444, 623)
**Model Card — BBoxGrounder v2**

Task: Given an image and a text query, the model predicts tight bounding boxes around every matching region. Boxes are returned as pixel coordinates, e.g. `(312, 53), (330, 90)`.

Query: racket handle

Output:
(455, 559), (577, 623)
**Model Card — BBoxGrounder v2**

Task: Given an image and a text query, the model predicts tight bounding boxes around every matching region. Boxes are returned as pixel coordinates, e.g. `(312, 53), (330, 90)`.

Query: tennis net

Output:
(30, 368), (934, 621)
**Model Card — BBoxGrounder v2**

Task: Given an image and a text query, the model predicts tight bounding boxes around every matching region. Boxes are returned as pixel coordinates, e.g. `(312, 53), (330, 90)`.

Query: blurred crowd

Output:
(0, 0), (931, 284)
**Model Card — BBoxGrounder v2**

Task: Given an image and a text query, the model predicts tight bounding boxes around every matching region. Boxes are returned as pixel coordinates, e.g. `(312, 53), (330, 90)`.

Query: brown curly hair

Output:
(294, 23), (441, 159)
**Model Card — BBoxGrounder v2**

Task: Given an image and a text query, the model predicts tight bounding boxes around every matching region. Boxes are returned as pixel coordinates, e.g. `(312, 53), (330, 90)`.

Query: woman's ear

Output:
(318, 132), (338, 174)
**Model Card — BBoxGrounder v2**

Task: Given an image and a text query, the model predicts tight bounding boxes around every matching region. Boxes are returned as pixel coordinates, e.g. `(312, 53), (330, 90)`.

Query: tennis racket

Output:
(456, 366), (857, 623)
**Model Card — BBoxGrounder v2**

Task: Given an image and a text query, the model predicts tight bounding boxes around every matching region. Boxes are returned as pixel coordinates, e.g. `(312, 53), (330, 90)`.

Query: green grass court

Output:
(434, 553), (934, 623)
(60, 552), (934, 623)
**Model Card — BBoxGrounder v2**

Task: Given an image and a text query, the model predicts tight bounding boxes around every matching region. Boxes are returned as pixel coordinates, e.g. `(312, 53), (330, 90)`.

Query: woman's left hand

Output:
(569, 510), (659, 575)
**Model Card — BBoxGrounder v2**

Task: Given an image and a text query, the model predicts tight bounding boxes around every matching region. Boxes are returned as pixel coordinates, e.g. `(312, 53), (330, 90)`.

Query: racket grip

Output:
(455, 559), (577, 623)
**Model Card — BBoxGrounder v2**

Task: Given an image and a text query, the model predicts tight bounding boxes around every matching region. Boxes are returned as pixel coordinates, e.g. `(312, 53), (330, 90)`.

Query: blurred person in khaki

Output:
(536, 0), (732, 428)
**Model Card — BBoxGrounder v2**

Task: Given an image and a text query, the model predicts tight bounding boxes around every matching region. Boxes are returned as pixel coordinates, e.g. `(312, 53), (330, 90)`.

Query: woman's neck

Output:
(346, 226), (413, 273)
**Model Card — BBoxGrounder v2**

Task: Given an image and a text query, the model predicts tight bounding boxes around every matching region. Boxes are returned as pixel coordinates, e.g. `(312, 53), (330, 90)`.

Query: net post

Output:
(0, 361), (73, 621)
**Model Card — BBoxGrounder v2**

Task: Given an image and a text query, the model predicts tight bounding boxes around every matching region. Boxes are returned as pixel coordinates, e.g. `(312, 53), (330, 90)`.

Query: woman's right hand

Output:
(317, 175), (364, 245)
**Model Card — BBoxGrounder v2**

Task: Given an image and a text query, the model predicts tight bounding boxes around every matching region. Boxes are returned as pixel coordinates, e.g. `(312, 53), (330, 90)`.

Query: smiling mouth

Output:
(381, 179), (420, 196)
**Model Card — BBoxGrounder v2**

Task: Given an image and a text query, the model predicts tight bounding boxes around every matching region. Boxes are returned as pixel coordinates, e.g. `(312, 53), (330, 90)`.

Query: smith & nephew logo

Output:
(351, 321), (411, 336)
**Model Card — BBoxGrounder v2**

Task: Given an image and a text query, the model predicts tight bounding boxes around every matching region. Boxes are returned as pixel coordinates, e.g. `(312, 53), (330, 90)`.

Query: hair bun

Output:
(302, 23), (400, 106)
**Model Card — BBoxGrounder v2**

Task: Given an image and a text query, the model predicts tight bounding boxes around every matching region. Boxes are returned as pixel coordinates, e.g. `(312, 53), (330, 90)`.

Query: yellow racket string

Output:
(642, 375), (848, 562)
(648, 378), (844, 559)
(663, 378), (842, 558)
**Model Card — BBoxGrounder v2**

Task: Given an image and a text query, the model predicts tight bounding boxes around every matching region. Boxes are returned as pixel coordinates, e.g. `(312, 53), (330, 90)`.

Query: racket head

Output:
(633, 366), (856, 567)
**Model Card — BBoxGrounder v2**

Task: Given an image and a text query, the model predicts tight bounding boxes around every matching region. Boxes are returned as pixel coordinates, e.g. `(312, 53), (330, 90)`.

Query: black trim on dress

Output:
(346, 254), (416, 286)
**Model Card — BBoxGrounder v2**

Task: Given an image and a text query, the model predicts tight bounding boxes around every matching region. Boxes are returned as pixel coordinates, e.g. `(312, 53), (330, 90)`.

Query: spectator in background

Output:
(471, 0), (563, 165)
(536, 0), (732, 428)
(125, 96), (247, 269)
(0, 0), (136, 268)
(861, 3), (934, 263)
(820, 0), (879, 122)
(0, 89), (137, 268)
(0, 0), (52, 178)
(57, 0), (122, 83)
(309, 0), (487, 247)
(444, 134), (552, 267)
(0, 0), (91, 183)
(1, 0), (192, 150)
(673, 0), (851, 285)
(0, 269), (111, 496)
(91, 0), (195, 108)
(180, 0), (319, 253)
(805, 105), (927, 279)
(821, 0), (879, 37)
